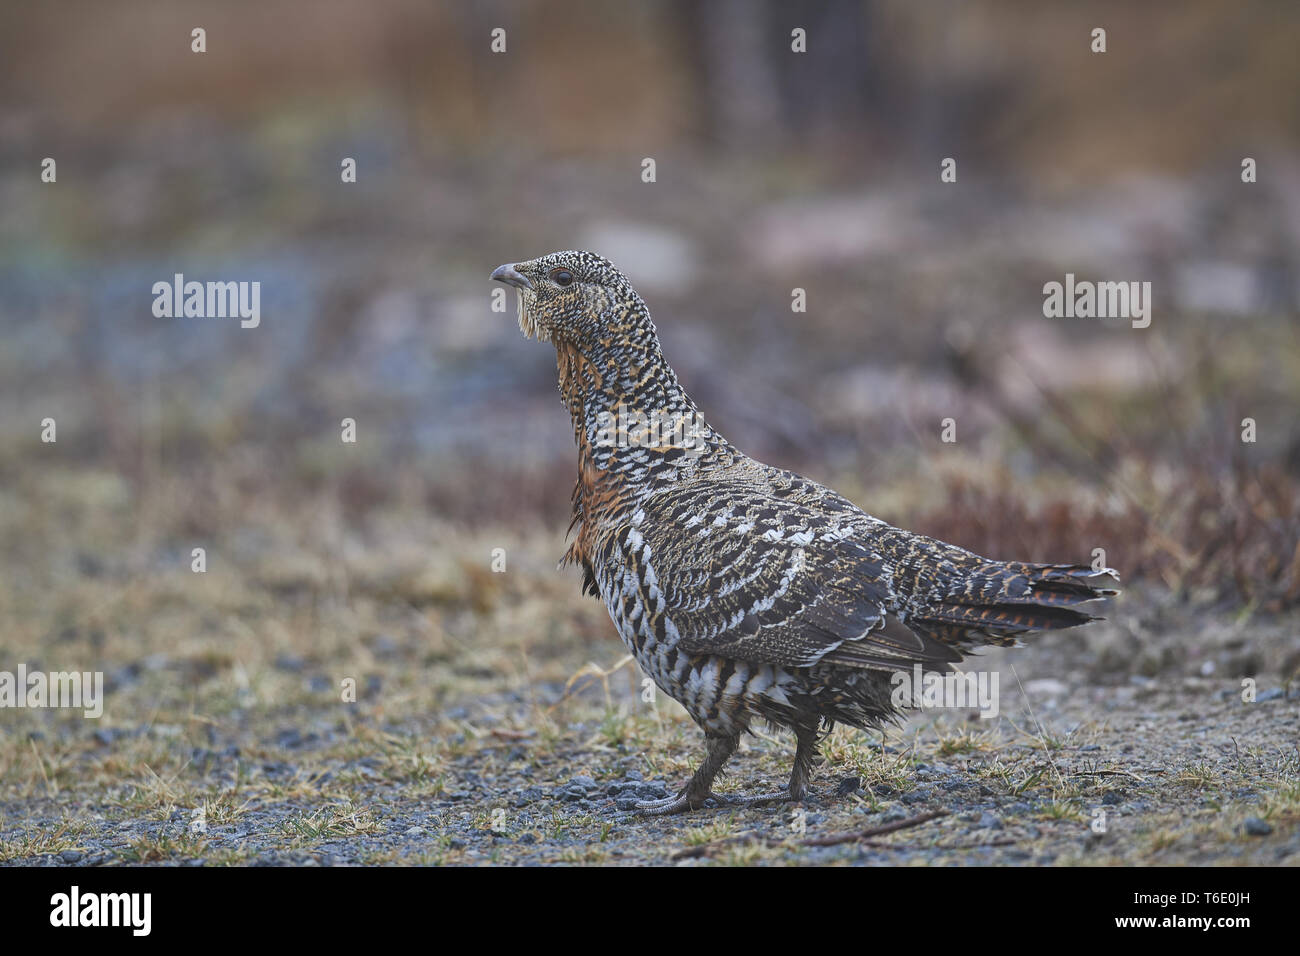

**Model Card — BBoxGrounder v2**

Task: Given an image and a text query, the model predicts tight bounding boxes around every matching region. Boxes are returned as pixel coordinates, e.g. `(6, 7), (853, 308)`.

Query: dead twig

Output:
(797, 809), (950, 847)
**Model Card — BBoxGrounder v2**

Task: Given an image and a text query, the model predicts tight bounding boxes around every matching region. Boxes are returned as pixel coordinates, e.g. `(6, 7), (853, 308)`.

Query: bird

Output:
(492, 250), (1119, 815)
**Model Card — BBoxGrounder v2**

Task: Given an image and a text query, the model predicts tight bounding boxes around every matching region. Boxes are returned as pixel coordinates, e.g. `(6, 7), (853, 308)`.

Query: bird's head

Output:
(490, 250), (650, 348)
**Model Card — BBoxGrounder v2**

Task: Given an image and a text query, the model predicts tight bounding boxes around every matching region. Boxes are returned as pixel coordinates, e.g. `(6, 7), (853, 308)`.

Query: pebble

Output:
(514, 787), (545, 806)
(273, 653), (305, 673)
(1243, 817), (1272, 836)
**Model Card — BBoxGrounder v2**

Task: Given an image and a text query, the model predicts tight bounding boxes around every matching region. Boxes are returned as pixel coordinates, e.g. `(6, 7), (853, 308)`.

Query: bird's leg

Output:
(636, 734), (738, 816)
(723, 724), (821, 807)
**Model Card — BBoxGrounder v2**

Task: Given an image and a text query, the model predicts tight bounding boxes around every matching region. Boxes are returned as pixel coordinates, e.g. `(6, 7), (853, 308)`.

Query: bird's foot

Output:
(722, 789), (804, 808)
(635, 790), (728, 816)
(636, 785), (807, 815)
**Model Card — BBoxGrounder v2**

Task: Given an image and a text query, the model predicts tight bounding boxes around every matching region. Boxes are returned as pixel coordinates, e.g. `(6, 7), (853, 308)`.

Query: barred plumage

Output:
(492, 251), (1120, 815)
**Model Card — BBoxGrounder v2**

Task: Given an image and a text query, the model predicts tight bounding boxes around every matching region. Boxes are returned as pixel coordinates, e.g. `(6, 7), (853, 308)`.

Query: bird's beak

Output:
(490, 263), (533, 291)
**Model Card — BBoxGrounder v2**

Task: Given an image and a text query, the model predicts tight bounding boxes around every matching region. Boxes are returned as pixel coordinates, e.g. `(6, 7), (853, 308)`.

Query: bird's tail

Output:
(910, 562), (1120, 650)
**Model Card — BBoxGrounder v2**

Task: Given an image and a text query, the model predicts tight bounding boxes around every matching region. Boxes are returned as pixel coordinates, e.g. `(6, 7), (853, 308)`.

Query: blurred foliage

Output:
(0, 0), (1298, 609)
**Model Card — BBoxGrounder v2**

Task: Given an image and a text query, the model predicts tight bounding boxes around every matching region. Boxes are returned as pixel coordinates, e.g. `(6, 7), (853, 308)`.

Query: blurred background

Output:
(1, 0), (1299, 710)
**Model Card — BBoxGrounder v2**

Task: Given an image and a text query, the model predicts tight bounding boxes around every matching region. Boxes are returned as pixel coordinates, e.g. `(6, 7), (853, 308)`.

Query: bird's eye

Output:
(550, 268), (575, 287)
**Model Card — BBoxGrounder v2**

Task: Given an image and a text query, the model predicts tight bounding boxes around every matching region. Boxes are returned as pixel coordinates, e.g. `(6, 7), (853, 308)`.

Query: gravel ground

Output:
(3, 593), (1297, 867)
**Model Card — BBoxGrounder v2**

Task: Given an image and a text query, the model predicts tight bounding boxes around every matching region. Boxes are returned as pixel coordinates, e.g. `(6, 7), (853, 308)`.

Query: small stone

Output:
(835, 776), (860, 796)
(1243, 817), (1272, 836)
(273, 653), (305, 673)
(514, 787), (545, 806)
(58, 850), (83, 863)
(1256, 688), (1284, 702)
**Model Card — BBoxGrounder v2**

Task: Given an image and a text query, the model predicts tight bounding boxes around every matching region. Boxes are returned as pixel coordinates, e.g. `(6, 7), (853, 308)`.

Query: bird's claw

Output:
(635, 788), (805, 815)
(722, 789), (802, 808)
(635, 790), (730, 816)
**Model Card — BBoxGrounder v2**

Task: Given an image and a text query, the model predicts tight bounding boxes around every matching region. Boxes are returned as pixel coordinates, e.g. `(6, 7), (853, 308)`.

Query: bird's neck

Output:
(554, 334), (730, 497)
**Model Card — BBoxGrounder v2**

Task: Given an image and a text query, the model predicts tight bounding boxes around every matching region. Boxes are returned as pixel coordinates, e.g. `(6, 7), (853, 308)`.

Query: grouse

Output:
(492, 250), (1119, 815)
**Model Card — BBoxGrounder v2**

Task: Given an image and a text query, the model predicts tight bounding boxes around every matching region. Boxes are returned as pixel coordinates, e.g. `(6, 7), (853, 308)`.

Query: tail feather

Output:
(912, 562), (1120, 649)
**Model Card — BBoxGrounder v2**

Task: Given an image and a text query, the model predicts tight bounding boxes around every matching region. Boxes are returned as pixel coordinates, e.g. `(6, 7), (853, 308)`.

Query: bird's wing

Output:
(626, 483), (960, 671)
